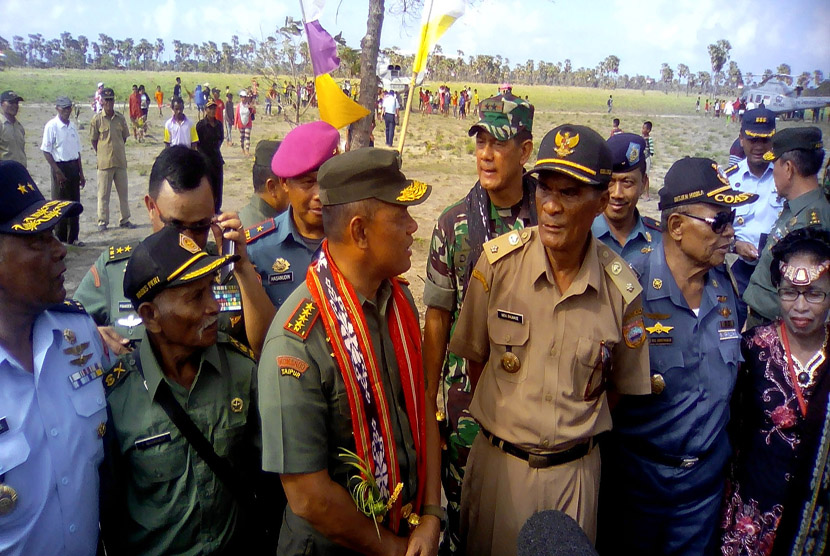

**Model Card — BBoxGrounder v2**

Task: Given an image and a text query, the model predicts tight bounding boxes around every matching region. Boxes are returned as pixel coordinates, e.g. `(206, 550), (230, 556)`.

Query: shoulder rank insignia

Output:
(599, 245), (642, 304)
(103, 360), (130, 390)
(108, 244), (134, 262)
(284, 298), (320, 340)
(224, 335), (256, 360)
(642, 216), (661, 232)
(483, 228), (531, 265)
(723, 163), (739, 177)
(393, 275), (410, 286)
(809, 210), (821, 226)
(49, 299), (88, 314)
(245, 218), (276, 244)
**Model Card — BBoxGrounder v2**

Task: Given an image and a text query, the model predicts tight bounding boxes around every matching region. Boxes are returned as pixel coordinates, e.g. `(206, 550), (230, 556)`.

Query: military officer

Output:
(599, 158), (757, 556)
(238, 139), (289, 229)
(744, 126), (830, 327)
(591, 133), (661, 261)
(74, 146), (275, 357)
(258, 148), (442, 555)
(246, 121), (339, 310)
(449, 124), (651, 556)
(99, 226), (259, 555)
(0, 160), (109, 555)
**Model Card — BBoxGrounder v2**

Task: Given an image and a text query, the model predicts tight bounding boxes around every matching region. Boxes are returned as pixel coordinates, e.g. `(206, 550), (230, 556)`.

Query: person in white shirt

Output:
(41, 96), (85, 245)
(163, 96), (198, 149)
(381, 90), (400, 147)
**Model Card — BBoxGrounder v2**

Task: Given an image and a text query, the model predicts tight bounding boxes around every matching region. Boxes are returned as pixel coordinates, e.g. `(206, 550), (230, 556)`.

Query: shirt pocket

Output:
(487, 312), (530, 384)
(131, 446), (187, 487)
(69, 381), (107, 463)
(572, 337), (614, 402)
(129, 447), (189, 529)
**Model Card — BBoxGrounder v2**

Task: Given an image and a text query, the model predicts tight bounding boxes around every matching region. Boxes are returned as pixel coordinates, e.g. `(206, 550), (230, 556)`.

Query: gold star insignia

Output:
(646, 322), (674, 334)
(17, 184), (28, 194)
(652, 278), (663, 290)
(124, 245), (132, 252)
(257, 225), (264, 232)
(116, 247), (123, 254)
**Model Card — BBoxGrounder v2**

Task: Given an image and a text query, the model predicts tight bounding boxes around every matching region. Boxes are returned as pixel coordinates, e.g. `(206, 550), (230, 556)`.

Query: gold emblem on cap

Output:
(651, 374), (666, 395)
(272, 258), (291, 273)
(554, 131), (579, 157)
(501, 352), (521, 373)
(63, 329), (77, 345)
(652, 278), (663, 290)
(179, 234), (201, 254)
(231, 397), (244, 413)
(396, 181), (428, 202)
(0, 484), (18, 516)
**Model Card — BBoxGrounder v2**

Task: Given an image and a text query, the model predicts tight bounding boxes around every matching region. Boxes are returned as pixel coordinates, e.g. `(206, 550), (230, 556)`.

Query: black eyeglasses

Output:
(158, 212), (213, 235)
(777, 288), (829, 304)
(679, 210), (735, 234)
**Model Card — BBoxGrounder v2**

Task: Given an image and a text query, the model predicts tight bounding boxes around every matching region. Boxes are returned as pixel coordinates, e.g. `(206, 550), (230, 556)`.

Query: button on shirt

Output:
(728, 159), (783, 248)
(0, 310), (108, 556)
(40, 115), (82, 162)
(0, 112), (26, 166)
(163, 116), (199, 147)
(591, 211), (662, 262)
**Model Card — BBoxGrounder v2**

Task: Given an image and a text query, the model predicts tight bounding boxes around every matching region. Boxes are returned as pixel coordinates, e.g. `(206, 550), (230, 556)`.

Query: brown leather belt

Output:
(481, 427), (593, 469)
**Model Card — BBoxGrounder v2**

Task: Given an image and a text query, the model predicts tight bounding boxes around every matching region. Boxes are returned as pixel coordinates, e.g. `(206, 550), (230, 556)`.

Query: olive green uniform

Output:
(238, 195), (281, 230)
(101, 331), (259, 556)
(73, 242), (247, 345)
(258, 279), (420, 555)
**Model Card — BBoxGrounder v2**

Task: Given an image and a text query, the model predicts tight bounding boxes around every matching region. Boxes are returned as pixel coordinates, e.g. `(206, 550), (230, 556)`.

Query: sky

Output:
(3, 0), (829, 81)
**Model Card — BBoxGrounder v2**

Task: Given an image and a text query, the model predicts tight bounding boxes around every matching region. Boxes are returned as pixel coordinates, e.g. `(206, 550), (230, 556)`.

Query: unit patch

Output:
(278, 356), (310, 379)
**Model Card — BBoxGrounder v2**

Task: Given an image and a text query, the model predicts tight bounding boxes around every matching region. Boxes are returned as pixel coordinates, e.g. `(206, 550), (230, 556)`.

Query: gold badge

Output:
(719, 307), (732, 318)
(611, 261), (622, 276)
(70, 353), (93, 367)
(646, 322), (674, 334)
(272, 258), (291, 273)
(63, 342), (90, 356)
(736, 216), (745, 226)
(490, 245), (499, 254)
(97, 422), (107, 438)
(651, 374), (666, 395)
(652, 278), (663, 290)
(179, 234), (201, 254)
(645, 231), (652, 243)
(641, 246), (653, 254)
(501, 352), (521, 373)
(712, 279), (719, 288)
(63, 329), (77, 345)
(810, 210), (820, 225)
(0, 484), (18, 516)
(712, 163), (730, 187)
(626, 283), (634, 292)
(231, 397), (244, 413)
(554, 130), (579, 157)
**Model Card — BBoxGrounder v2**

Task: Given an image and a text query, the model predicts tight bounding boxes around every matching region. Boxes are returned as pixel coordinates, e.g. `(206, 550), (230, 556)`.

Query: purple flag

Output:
(305, 20), (340, 77)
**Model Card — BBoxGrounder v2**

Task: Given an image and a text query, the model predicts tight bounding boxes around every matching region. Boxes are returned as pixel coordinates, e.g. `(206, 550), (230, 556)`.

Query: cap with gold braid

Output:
(658, 157), (758, 210)
(123, 226), (239, 308)
(0, 160), (82, 234)
(526, 124), (613, 187)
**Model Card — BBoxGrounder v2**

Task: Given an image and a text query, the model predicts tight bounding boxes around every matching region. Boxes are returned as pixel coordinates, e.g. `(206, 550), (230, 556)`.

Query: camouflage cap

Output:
(468, 94), (534, 141)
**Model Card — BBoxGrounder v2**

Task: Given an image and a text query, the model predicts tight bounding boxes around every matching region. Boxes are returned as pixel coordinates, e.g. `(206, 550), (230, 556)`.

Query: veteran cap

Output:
(254, 139), (281, 169)
(527, 124), (613, 187)
(0, 160), (83, 235)
(763, 126), (824, 162)
(468, 94), (534, 141)
(101, 88), (116, 100)
(741, 108), (776, 138)
(317, 148), (431, 207)
(607, 133), (647, 173)
(55, 96), (72, 108)
(0, 91), (23, 103)
(271, 121), (340, 179)
(658, 157), (759, 210)
(123, 226), (239, 308)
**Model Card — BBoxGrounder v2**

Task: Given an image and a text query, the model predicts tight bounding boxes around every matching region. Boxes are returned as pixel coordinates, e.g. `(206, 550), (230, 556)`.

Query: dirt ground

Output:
(15, 101), (828, 320)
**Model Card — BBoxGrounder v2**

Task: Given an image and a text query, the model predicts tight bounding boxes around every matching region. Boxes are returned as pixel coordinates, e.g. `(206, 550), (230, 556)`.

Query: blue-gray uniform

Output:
(600, 246), (742, 556)
(245, 208), (320, 310)
(0, 300), (109, 556)
(591, 211), (662, 262)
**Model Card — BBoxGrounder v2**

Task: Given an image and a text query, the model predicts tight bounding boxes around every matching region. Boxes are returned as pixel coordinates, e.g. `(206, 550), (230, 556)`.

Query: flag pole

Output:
(396, 1), (434, 154)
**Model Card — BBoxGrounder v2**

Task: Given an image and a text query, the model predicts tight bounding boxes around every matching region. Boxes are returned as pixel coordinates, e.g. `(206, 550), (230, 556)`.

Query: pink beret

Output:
(271, 121), (340, 178)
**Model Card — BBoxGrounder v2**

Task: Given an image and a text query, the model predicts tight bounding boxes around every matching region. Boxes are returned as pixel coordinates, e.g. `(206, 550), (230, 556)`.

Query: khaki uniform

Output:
(449, 228), (650, 555)
(0, 112), (26, 166)
(89, 110), (130, 226)
(101, 332), (258, 556)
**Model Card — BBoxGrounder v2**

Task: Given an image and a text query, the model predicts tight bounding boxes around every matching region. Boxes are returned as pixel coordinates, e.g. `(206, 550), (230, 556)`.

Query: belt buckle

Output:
(680, 456), (699, 469)
(527, 453), (549, 469)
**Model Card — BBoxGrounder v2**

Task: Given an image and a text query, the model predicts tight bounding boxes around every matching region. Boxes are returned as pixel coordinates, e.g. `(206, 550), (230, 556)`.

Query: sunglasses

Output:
(678, 210), (735, 234)
(158, 212), (214, 235)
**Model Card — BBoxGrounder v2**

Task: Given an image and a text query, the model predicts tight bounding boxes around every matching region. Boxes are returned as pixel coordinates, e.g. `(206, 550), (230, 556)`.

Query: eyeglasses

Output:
(158, 212), (213, 235)
(678, 210), (736, 234)
(777, 288), (829, 304)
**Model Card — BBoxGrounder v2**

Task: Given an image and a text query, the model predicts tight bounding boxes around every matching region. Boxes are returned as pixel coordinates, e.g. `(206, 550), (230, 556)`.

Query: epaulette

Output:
(642, 216), (661, 231)
(245, 218), (276, 244)
(598, 244), (642, 304)
(107, 244), (135, 262)
(49, 299), (88, 314)
(221, 333), (256, 361)
(723, 163), (739, 177)
(483, 228), (532, 265)
(283, 297), (320, 341)
(393, 275), (410, 286)
(103, 359), (131, 391)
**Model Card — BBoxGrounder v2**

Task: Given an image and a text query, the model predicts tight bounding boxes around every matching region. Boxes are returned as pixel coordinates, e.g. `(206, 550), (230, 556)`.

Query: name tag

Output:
(719, 329), (741, 341)
(497, 310), (523, 324)
(118, 301), (133, 312)
(135, 432), (172, 450)
(268, 272), (294, 285)
(68, 363), (105, 389)
(213, 284), (242, 312)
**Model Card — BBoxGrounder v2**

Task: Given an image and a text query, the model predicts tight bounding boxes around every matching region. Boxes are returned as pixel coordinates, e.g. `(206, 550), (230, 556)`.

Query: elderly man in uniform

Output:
(744, 127), (830, 327)
(99, 226), (259, 555)
(591, 133), (661, 261)
(258, 148), (442, 555)
(41, 96), (86, 246)
(246, 121), (339, 311)
(423, 93), (535, 555)
(0, 91), (26, 166)
(450, 124), (651, 556)
(0, 160), (109, 555)
(74, 146), (274, 357)
(238, 140), (289, 229)
(598, 158), (756, 556)
(90, 87), (134, 231)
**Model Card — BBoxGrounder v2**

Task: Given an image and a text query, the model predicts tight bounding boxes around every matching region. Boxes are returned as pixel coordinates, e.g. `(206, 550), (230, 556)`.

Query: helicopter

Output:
(740, 75), (830, 117)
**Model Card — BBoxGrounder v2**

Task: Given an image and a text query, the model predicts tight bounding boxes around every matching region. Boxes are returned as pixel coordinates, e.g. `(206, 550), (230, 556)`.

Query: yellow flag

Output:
(315, 74), (370, 130)
(412, 0), (466, 73)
